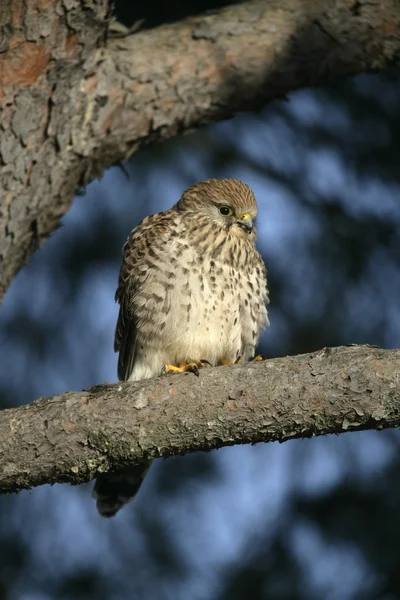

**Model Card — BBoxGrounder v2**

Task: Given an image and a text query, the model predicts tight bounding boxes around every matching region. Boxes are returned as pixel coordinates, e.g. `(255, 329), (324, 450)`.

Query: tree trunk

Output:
(1, 0), (399, 301)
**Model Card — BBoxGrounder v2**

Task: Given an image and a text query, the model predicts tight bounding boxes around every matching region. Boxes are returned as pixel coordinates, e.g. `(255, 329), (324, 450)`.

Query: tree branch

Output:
(1, 345), (399, 495)
(1, 0), (400, 300)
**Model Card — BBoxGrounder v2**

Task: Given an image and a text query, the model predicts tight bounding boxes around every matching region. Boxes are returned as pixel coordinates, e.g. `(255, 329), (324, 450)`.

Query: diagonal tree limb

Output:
(1, 0), (400, 300)
(1, 345), (399, 495)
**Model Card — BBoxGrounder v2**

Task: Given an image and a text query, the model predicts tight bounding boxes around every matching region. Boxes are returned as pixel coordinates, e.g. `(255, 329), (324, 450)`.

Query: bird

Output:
(93, 178), (270, 517)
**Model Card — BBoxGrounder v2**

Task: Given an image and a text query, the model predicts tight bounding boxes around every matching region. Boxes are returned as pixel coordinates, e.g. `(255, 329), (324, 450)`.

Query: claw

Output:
(191, 363), (200, 377)
(199, 359), (212, 366)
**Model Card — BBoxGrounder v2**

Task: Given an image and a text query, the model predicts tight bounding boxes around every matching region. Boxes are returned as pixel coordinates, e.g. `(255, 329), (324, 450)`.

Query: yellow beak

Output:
(237, 213), (253, 232)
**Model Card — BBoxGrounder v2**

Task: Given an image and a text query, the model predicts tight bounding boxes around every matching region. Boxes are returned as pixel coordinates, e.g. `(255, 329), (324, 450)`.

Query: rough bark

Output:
(1, 0), (400, 301)
(1, 345), (399, 495)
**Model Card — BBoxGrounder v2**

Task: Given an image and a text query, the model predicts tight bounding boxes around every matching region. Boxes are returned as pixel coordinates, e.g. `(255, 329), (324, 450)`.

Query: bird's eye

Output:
(219, 206), (233, 216)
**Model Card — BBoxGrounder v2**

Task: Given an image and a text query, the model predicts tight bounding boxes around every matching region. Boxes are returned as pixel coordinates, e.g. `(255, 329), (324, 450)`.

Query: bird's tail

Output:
(92, 461), (151, 517)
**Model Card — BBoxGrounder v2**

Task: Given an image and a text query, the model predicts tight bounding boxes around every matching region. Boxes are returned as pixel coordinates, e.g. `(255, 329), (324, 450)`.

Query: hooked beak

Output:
(237, 213), (253, 232)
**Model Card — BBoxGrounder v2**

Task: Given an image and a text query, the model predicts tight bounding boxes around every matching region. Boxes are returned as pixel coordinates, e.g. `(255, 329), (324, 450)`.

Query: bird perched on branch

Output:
(93, 178), (270, 517)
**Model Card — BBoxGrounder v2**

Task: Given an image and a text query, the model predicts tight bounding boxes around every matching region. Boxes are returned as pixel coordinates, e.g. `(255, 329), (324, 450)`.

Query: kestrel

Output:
(93, 179), (270, 516)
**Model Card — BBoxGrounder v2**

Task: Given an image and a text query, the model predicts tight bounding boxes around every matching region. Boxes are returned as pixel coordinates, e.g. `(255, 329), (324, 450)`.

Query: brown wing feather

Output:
(115, 307), (137, 382)
(114, 220), (143, 382)
(114, 211), (171, 381)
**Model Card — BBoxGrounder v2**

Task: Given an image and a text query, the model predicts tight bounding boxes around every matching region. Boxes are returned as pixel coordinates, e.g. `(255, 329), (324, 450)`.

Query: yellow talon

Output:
(162, 360), (211, 377)
(219, 356), (241, 366)
(252, 355), (264, 362)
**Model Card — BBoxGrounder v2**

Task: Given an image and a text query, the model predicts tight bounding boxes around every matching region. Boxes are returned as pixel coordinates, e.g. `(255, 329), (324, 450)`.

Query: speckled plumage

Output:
(93, 179), (270, 517)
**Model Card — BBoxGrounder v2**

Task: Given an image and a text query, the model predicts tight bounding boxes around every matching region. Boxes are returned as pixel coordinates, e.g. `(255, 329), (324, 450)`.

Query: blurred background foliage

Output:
(1, 1), (400, 598)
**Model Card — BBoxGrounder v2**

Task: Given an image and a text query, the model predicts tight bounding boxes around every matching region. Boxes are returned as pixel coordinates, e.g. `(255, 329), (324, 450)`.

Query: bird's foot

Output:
(162, 360), (211, 377)
(252, 355), (266, 362)
(219, 356), (241, 366)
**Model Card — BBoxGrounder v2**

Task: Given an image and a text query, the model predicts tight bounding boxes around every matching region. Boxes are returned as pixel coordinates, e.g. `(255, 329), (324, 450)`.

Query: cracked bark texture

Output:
(1, 345), (400, 494)
(1, 0), (400, 301)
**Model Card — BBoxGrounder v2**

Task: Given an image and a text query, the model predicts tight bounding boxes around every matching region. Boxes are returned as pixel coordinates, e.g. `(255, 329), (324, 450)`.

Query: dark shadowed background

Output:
(1, 2), (400, 599)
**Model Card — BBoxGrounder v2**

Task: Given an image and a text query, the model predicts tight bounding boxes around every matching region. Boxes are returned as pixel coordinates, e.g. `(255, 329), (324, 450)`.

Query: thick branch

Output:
(1, 0), (400, 300)
(1, 345), (399, 494)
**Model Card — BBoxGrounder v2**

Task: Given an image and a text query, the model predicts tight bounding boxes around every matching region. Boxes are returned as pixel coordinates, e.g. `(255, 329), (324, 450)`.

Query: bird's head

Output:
(176, 179), (258, 241)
